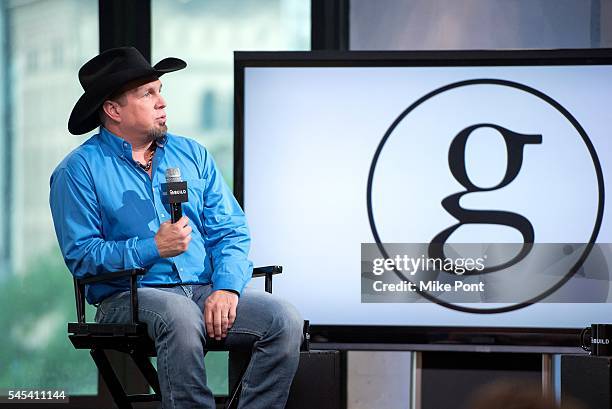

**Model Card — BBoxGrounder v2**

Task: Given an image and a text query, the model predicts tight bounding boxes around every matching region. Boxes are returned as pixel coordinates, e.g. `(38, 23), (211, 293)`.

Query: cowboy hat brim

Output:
(68, 57), (186, 135)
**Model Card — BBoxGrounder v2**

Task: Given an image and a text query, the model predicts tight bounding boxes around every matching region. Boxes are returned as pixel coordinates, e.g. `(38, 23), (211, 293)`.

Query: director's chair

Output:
(68, 266), (310, 409)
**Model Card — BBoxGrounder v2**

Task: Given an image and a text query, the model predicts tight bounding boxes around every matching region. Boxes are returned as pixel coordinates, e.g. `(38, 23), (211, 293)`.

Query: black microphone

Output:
(163, 167), (188, 223)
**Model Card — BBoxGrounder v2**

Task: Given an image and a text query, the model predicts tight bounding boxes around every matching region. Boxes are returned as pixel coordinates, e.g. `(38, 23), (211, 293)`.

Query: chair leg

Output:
(226, 351), (251, 409)
(90, 349), (133, 409)
(129, 351), (162, 396)
(225, 383), (242, 409)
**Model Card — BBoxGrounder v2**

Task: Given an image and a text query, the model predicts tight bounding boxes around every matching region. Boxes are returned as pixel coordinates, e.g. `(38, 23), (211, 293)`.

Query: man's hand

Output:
(154, 216), (192, 258)
(205, 290), (239, 340)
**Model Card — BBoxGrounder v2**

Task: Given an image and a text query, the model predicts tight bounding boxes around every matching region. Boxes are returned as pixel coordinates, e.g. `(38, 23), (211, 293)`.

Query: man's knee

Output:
(270, 298), (304, 349)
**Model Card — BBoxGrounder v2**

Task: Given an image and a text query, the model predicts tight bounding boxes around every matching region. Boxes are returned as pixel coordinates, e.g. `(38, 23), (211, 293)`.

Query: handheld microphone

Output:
(163, 167), (188, 223)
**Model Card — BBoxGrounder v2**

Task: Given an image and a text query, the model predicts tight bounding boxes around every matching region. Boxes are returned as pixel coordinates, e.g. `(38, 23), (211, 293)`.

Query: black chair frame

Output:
(68, 266), (308, 409)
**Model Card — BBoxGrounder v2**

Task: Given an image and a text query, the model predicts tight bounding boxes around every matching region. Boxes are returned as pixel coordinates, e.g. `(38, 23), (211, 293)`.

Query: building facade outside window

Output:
(350, 0), (612, 50)
(153, 0), (310, 182)
(0, 0), (99, 395)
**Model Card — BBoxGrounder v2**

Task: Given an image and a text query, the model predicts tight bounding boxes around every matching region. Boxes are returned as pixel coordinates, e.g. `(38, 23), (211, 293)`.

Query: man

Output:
(49, 47), (303, 409)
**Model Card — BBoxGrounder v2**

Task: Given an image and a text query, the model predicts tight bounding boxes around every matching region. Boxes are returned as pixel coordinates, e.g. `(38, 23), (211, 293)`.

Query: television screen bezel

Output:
(233, 48), (612, 351)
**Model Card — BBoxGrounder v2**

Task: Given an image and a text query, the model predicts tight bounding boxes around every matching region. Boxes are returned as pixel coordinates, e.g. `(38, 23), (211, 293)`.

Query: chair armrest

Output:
(252, 265), (282, 293)
(74, 269), (146, 325)
(78, 268), (146, 284)
(252, 265), (282, 278)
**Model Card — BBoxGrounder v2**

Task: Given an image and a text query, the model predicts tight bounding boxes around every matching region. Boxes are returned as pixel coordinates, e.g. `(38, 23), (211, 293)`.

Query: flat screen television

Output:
(234, 49), (612, 350)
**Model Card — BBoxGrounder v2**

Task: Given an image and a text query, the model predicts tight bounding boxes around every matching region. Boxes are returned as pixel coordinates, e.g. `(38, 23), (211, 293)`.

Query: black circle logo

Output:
(367, 78), (605, 314)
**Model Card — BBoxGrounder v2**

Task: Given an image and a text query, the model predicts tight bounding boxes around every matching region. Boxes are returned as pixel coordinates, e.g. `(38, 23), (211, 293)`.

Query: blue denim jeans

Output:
(95, 284), (303, 409)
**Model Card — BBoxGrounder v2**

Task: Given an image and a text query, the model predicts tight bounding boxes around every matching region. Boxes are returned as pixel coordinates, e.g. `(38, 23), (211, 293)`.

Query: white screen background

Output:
(243, 65), (612, 328)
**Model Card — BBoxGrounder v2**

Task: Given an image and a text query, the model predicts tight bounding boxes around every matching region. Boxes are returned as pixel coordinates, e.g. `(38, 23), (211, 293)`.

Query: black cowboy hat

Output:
(68, 46), (186, 135)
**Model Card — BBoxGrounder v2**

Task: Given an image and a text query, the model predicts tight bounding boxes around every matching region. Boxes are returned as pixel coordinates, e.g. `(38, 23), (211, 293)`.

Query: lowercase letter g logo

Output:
(428, 123), (542, 274)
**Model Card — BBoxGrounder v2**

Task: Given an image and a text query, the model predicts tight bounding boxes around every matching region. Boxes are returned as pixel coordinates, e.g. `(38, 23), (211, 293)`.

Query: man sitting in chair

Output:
(49, 47), (303, 409)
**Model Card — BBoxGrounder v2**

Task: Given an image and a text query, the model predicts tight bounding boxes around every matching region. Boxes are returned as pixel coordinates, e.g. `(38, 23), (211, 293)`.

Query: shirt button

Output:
(161, 214), (166, 218)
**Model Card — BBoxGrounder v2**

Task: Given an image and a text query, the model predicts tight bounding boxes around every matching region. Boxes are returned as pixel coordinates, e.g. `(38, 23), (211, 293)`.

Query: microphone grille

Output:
(165, 167), (182, 183)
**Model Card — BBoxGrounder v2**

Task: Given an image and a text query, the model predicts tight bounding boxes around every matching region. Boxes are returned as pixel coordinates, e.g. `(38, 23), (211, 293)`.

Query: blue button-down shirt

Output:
(49, 127), (252, 304)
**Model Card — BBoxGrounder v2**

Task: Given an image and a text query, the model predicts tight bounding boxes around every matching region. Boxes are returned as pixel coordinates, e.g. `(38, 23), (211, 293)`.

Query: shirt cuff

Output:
(221, 289), (240, 297)
(135, 237), (161, 267)
(212, 273), (248, 295)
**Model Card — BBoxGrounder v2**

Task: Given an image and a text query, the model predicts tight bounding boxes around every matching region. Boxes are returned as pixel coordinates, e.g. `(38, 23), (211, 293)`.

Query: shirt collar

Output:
(99, 127), (168, 158)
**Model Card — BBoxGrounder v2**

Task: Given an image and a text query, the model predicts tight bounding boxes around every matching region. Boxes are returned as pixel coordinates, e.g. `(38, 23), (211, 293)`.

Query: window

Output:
(152, 0), (310, 183)
(350, 0), (612, 50)
(0, 0), (99, 395)
(201, 90), (217, 130)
